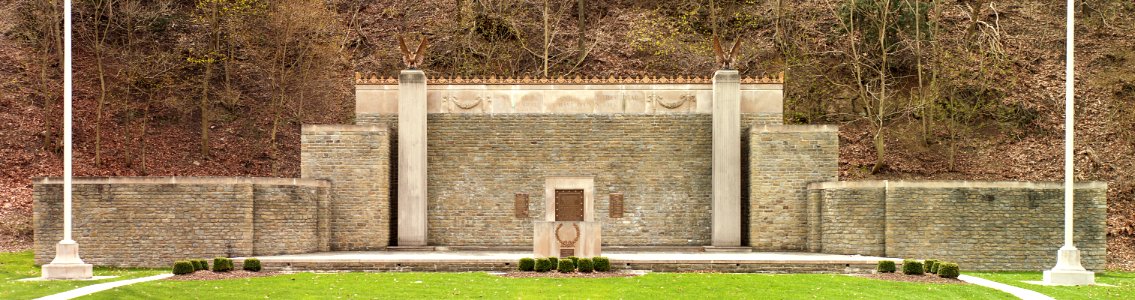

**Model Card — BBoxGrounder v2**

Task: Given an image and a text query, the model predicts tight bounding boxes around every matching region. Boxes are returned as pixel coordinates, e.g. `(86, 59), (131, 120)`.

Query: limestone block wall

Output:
(807, 181), (1108, 271)
(807, 182), (886, 256)
(252, 184), (330, 255)
(357, 113), (787, 246)
(748, 125), (839, 251)
(33, 177), (330, 268)
(301, 125), (391, 250)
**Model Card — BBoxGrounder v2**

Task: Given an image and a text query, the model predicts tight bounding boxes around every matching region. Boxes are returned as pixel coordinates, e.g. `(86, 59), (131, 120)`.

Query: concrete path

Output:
(242, 250), (901, 264)
(959, 275), (1054, 300)
(34, 274), (173, 300)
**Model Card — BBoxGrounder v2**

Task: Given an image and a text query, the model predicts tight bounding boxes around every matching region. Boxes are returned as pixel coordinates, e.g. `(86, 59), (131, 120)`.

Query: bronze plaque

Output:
(555, 189), (585, 221)
(609, 193), (624, 218)
(559, 248), (575, 258)
(514, 193), (529, 218)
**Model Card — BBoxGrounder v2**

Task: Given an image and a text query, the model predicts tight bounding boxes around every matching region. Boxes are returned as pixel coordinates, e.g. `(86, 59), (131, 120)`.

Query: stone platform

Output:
(234, 251), (898, 274)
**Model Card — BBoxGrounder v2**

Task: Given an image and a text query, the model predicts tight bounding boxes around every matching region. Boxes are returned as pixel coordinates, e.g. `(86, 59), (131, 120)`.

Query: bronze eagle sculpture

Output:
(713, 35), (742, 70)
(399, 35), (429, 70)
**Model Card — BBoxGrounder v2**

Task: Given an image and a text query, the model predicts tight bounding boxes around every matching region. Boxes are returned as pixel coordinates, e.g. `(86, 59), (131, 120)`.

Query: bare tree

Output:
(79, 0), (117, 165)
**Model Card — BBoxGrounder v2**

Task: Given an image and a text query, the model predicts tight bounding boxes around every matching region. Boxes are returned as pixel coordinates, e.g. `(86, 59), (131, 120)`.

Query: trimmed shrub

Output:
(199, 259), (210, 271)
(557, 259), (576, 273)
(548, 257), (559, 269)
(902, 259), (924, 275)
(535, 258), (553, 272)
(877, 260), (896, 273)
(577, 258), (594, 273)
(925, 259), (940, 274)
(243, 258), (262, 272)
(937, 262), (960, 279)
(519, 258), (536, 271)
(173, 261), (195, 275)
(213, 257), (234, 272)
(567, 256), (580, 267)
(189, 260), (201, 271)
(593, 257), (611, 272)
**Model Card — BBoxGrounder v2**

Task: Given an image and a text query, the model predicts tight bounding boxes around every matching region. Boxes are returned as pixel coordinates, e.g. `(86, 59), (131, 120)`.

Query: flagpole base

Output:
(41, 240), (93, 280)
(1042, 246), (1094, 286)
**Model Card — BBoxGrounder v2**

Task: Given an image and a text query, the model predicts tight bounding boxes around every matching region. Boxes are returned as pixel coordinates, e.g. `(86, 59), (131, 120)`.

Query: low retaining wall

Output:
(806, 181), (1108, 271)
(34, 177), (330, 268)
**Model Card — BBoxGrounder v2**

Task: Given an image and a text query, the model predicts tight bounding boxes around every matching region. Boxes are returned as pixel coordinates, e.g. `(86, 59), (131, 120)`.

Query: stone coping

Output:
(808, 180), (1107, 190)
(302, 124), (388, 132)
(752, 124), (839, 132)
(34, 177), (330, 187)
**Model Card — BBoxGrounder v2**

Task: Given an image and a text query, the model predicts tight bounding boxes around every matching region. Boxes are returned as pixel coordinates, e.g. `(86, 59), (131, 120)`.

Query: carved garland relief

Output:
(442, 95), (491, 113)
(647, 94), (697, 113)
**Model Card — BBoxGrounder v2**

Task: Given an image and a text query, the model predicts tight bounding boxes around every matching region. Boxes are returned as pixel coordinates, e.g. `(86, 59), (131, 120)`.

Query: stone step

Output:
(702, 246), (754, 253)
(387, 246), (437, 251)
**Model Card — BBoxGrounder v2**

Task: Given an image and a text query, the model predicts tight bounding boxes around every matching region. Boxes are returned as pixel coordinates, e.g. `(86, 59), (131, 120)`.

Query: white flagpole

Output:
(63, 0), (73, 244)
(1042, 0), (1094, 286)
(42, 0), (93, 280)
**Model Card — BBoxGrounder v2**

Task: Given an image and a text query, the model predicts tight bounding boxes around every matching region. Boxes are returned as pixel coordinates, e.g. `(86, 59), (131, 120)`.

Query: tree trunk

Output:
(710, 0), (717, 38)
(542, 0), (549, 77)
(95, 46), (106, 165)
(871, 0), (891, 174)
(93, 0), (115, 165)
(200, 63), (211, 157)
(576, 0), (585, 63)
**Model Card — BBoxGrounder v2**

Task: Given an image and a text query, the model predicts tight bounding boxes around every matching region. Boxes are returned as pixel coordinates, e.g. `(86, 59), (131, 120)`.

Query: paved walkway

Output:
(958, 275), (1054, 300)
(34, 274), (173, 300)
(242, 250), (901, 264)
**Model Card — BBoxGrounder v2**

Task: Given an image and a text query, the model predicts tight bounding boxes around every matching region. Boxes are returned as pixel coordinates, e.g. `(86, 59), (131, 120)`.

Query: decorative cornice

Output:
(354, 72), (784, 85)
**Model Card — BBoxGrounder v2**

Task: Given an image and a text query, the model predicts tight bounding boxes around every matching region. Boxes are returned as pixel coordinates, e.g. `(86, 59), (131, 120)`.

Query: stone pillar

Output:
(398, 70), (428, 246)
(712, 70), (741, 247)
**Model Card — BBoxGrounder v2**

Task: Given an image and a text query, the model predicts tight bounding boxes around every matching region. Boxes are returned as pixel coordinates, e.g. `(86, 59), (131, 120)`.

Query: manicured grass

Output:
(87, 272), (1014, 299)
(1, 250), (164, 299)
(968, 272), (1135, 300)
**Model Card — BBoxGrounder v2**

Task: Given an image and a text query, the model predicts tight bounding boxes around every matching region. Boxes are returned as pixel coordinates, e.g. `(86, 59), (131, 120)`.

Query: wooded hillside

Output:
(1, 0), (1132, 268)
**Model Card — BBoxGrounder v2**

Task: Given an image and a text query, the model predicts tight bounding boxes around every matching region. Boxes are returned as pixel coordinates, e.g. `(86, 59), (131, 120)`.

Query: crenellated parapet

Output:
(354, 72), (784, 85)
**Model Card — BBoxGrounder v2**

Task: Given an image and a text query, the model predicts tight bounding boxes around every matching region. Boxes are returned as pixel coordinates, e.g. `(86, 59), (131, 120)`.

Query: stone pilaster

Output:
(712, 70), (741, 246)
(398, 70), (428, 246)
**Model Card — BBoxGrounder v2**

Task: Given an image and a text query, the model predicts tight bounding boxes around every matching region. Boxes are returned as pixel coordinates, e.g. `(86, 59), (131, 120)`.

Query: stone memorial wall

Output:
(31, 74), (1110, 272)
(34, 177), (330, 267)
(301, 125), (391, 250)
(805, 181), (1108, 271)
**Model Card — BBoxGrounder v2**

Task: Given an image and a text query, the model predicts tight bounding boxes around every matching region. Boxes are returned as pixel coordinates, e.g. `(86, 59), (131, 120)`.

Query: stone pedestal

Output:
(711, 70), (741, 246)
(398, 70), (428, 246)
(1042, 247), (1095, 285)
(534, 221), (601, 258)
(41, 241), (93, 280)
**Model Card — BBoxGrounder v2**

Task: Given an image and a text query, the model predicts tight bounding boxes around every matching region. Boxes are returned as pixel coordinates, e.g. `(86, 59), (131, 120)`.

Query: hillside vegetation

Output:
(1, 0), (1132, 269)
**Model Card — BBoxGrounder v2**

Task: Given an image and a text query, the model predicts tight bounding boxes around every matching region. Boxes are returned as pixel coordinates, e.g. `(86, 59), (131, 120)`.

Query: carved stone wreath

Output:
(554, 223), (581, 248)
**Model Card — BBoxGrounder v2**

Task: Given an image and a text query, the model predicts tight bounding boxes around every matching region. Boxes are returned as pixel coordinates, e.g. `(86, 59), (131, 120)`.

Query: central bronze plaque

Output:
(555, 189), (584, 221)
(560, 248), (575, 258)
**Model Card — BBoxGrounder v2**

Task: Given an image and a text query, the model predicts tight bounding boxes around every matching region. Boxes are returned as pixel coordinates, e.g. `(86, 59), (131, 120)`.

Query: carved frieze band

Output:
(355, 72), (784, 85)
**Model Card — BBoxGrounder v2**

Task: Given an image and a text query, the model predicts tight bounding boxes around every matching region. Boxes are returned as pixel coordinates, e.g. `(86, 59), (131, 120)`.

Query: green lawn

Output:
(968, 272), (1135, 300)
(86, 272), (1015, 299)
(0, 250), (164, 300)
